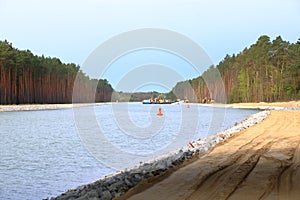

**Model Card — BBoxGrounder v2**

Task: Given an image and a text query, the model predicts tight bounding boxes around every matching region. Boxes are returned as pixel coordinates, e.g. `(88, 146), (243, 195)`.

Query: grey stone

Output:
(109, 180), (124, 191)
(124, 177), (133, 187)
(114, 192), (122, 198)
(134, 173), (142, 181)
(101, 190), (112, 200)
(75, 190), (98, 200)
(55, 192), (77, 200)
(88, 198), (99, 200)
(144, 172), (154, 178)
(87, 190), (99, 198)
(79, 189), (87, 197)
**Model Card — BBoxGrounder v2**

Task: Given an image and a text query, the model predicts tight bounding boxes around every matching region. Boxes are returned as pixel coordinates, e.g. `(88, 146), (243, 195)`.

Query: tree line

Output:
(1, 36), (299, 105)
(171, 35), (300, 103)
(0, 40), (113, 104)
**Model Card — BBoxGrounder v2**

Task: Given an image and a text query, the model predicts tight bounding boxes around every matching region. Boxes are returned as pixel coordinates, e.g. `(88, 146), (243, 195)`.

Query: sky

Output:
(0, 0), (299, 92)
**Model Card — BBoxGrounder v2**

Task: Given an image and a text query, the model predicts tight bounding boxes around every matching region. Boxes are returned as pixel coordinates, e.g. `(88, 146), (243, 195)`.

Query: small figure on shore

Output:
(189, 142), (195, 148)
(207, 98), (211, 104)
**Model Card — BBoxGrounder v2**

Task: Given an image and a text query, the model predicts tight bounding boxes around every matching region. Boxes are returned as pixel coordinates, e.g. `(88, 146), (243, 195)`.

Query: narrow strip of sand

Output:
(0, 103), (110, 112)
(229, 100), (300, 109)
(121, 110), (300, 200)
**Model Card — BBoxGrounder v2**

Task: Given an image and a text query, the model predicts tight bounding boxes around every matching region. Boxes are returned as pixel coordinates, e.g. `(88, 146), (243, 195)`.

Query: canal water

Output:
(0, 103), (258, 199)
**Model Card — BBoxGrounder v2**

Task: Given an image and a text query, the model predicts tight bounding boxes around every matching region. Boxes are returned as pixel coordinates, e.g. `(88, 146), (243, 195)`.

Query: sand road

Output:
(124, 111), (300, 200)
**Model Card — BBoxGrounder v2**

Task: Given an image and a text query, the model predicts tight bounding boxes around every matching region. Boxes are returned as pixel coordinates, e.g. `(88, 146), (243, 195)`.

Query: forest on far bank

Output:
(171, 36), (300, 103)
(0, 40), (113, 104)
(0, 35), (299, 104)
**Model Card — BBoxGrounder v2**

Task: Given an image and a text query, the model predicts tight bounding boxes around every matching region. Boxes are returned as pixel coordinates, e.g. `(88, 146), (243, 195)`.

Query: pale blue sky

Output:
(0, 0), (299, 92)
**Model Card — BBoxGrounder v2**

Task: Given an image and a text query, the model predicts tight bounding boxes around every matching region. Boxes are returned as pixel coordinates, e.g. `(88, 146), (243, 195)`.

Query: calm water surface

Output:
(0, 103), (258, 199)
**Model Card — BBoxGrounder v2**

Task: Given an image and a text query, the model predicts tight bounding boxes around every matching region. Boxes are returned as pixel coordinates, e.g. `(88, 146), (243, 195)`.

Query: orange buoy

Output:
(157, 107), (163, 116)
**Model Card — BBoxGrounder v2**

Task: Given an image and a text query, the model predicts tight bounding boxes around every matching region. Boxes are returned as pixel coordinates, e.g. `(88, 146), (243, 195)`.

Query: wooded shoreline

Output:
(1, 36), (299, 105)
(171, 36), (300, 103)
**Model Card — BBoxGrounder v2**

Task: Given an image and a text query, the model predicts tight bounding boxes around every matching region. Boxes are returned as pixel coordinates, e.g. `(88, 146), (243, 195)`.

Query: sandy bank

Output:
(229, 100), (300, 110)
(197, 100), (300, 110)
(124, 110), (300, 200)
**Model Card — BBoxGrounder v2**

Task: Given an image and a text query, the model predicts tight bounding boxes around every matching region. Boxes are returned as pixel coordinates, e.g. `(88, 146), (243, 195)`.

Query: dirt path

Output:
(125, 111), (300, 200)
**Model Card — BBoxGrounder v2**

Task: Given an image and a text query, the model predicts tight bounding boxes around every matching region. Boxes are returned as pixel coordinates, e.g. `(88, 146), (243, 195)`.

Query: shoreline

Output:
(0, 103), (111, 112)
(0, 100), (299, 112)
(195, 100), (300, 110)
(51, 110), (271, 200)
(227, 100), (300, 110)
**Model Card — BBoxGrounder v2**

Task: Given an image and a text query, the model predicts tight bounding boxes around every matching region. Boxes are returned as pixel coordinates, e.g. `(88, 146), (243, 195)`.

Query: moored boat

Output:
(142, 99), (152, 104)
